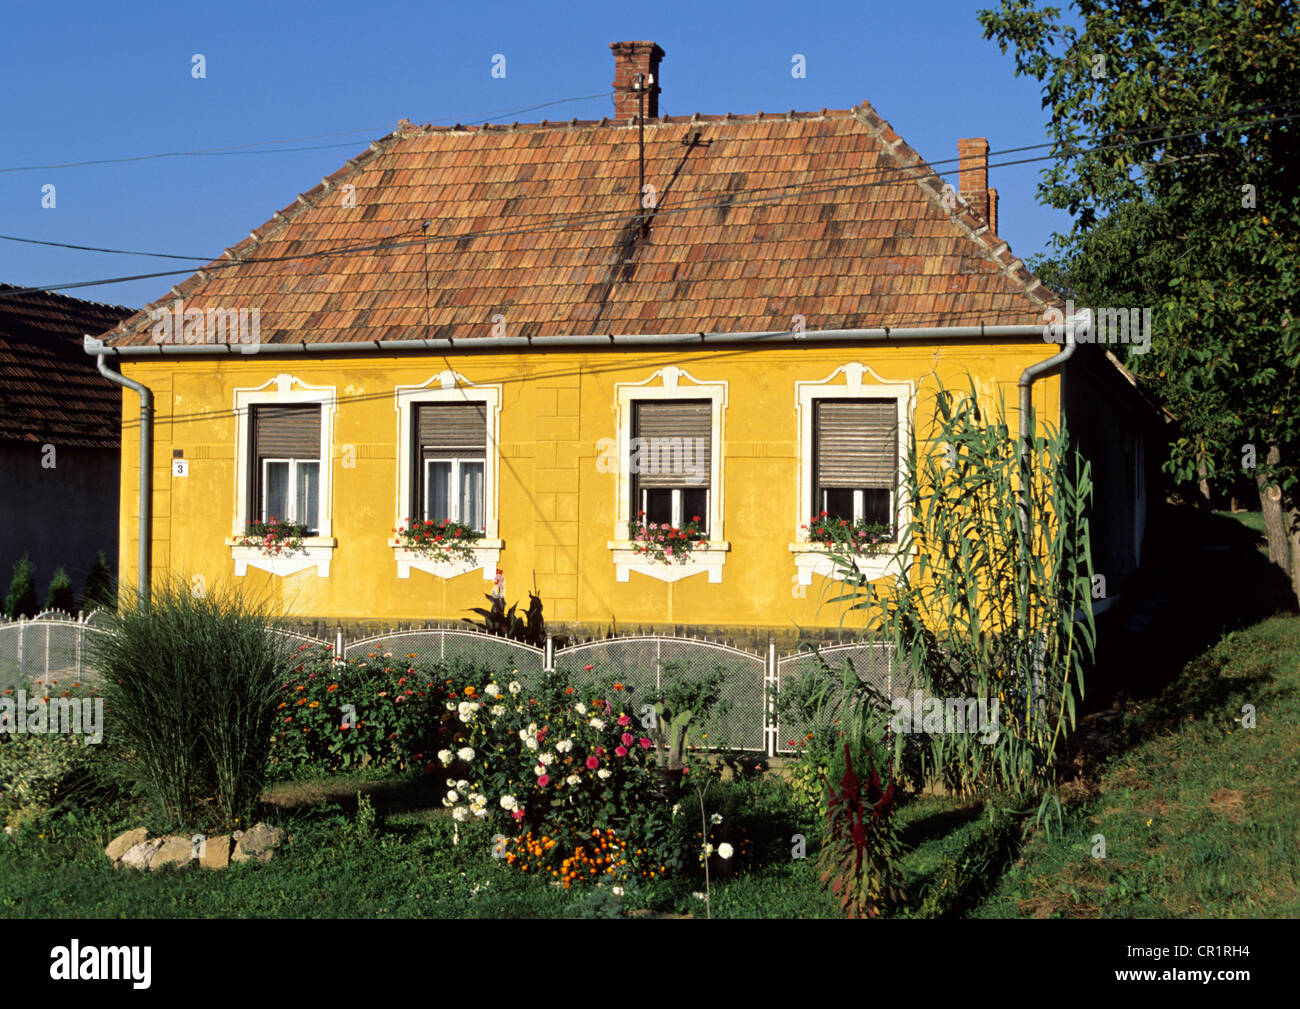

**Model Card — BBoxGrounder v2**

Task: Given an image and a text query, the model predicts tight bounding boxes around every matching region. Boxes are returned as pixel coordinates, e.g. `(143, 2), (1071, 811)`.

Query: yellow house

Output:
(85, 41), (1159, 646)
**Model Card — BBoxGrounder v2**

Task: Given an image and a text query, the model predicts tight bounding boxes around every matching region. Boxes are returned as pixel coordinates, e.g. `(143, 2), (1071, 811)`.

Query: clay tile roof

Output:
(0, 285), (135, 447)
(105, 101), (1062, 348)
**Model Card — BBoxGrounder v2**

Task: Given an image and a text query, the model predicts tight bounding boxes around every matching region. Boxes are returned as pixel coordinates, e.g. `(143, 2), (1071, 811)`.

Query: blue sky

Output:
(0, 0), (1073, 311)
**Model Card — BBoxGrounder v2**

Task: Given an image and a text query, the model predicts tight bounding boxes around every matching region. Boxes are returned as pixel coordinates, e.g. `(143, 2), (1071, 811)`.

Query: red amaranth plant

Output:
(818, 742), (906, 918)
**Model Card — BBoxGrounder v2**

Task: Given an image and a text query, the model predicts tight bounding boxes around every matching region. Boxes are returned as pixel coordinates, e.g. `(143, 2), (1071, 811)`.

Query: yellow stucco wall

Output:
(114, 342), (1062, 635)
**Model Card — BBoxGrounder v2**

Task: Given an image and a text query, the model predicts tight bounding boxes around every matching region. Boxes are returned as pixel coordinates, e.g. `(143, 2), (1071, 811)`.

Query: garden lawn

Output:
(0, 777), (844, 919)
(973, 613), (1300, 918)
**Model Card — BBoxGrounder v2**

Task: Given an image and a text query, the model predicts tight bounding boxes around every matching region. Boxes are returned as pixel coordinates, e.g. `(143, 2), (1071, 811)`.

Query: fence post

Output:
(17, 615), (23, 670)
(765, 635), (778, 757)
(544, 633), (554, 673)
(334, 625), (345, 665)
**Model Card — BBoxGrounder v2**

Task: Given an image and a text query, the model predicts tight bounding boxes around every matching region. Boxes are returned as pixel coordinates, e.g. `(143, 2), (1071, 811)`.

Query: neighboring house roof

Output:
(0, 285), (135, 448)
(102, 101), (1062, 349)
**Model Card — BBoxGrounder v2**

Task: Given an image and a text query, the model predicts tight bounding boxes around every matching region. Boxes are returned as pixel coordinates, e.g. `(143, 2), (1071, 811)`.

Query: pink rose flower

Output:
(537, 774), (550, 787)
(617, 714), (631, 726)
(615, 746), (628, 757)
(639, 737), (652, 749)
(511, 808), (525, 820)
(586, 756), (600, 770)
(621, 732), (634, 746)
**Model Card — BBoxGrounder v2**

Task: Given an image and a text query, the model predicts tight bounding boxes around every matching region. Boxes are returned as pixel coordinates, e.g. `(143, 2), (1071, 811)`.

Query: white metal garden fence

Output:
(3, 613), (899, 757)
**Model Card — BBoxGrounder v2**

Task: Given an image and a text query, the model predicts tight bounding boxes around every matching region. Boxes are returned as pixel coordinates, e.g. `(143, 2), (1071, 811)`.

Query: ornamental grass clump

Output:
(89, 576), (291, 829)
(826, 378), (1095, 804)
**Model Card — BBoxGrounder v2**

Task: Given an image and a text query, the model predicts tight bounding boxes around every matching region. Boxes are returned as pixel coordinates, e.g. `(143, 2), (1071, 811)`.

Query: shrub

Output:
(0, 680), (104, 828)
(644, 663), (730, 769)
(82, 551), (115, 612)
(266, 645), (468, 778)
(436, 668), (697, 880)
(4, 554), (38, 620)
(88, 576), (290, 829)
(44, 567), (75, 613)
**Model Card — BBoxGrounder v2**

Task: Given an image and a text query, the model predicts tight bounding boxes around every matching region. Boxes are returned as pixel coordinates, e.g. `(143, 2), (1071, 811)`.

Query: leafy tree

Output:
(4, 554), (38, 619)
(44, 567), (75, 614)
(979, 0), (1300, 602)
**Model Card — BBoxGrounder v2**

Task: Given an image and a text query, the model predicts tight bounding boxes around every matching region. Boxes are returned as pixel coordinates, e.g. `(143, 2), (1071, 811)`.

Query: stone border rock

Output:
(104, 823), (285, 871)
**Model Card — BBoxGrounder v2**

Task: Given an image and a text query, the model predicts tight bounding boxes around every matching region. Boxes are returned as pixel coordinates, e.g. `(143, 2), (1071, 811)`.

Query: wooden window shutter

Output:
(253, 405), (321, 460)
(633, 401), (711, 489)
(815, 400), (897, 487)
(417, 403), (487, 459)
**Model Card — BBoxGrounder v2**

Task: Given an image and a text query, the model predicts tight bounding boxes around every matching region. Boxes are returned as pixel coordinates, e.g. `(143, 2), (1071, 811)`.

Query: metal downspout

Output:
(1016, 314), (1080, 593)
(90, 342), (153, 603)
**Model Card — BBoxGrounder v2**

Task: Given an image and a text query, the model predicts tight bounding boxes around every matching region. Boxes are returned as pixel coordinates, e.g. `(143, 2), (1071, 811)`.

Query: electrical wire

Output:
(2, 103), (1295, 300)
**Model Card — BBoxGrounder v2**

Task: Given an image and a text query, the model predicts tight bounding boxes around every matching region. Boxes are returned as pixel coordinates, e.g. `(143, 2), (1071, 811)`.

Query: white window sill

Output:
(607, 540), (730, 583)
(226, 537), (335, 578)
(388, 538), (503, 581)
(789, 541), (904, 586)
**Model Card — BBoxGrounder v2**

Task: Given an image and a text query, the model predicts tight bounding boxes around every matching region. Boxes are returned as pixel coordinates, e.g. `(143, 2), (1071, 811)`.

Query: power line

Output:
(0, 92), (615, 174)
(4, 104), (1295, 300)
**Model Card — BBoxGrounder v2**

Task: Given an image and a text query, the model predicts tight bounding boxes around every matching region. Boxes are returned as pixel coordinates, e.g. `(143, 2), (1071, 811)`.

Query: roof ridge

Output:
(0, 282), (135, 315)
(851, 99), (1062, 316)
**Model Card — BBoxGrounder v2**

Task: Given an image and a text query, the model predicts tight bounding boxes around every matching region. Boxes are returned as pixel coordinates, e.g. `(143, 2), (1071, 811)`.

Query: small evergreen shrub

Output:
(4, 554), (38, 620)
(44, 567), (75, 613)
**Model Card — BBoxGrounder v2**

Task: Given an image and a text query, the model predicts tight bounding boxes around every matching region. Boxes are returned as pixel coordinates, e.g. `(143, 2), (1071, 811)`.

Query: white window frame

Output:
(792, 363), (913, 586)
(639, 487), (710, 533)
(610, 365), (729, 583)
(229, 374), (335, 578)
(260, 457), (321, 529)
(423, 457), (486, 529)
(392, 370), (502, 581)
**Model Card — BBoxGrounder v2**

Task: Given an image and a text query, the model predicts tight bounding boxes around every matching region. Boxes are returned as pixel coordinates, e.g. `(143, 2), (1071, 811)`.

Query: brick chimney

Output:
(611, 41), (664, 122)
(958, 137), (995, 232)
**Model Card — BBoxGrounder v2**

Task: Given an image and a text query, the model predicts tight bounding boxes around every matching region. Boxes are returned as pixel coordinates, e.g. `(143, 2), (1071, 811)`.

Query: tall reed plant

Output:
(89, 576), (291, 828)
(822, 378), (1095, 800)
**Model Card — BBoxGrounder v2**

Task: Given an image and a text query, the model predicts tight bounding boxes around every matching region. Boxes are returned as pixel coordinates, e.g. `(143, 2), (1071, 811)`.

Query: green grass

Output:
(973, 613), (1300, 918)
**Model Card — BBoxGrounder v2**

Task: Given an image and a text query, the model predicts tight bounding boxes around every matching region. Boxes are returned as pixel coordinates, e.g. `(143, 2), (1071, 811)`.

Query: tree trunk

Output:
(1196, 452), (1212, 509)
(1257, 445), (1290, 570)
(1288, 501), (1300, 608)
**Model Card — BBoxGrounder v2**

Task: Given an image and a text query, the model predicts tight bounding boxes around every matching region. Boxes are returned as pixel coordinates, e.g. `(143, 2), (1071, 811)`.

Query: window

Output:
(414, 403), (487, 531)
(610, 366), (728, 583)
(813, 399), (897, 532)
(392, 372), (502, 580)
(631, 400), (711, 534)
(252, 404), (322, 532)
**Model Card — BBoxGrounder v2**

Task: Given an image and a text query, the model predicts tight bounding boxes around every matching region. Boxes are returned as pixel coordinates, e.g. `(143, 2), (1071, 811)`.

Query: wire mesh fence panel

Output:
(0, 623), (20, 691)
(344, 630), (545, 685)
(265, 629), (331, 668)
(40, 619), (90, 687)
(773, 642), (899, 755)
(0, 617), (104, 691)
(555, 637), (767, 752)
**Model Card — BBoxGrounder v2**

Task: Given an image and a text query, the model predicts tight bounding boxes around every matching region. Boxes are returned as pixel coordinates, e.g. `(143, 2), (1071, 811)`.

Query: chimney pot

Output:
(611, 41), (665, 122)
